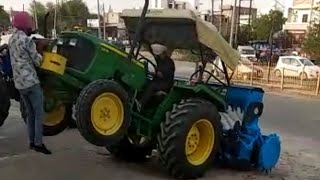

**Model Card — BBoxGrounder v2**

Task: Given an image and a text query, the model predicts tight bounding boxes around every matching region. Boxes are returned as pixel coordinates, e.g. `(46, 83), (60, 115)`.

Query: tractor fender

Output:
(172, 84), (226, 111)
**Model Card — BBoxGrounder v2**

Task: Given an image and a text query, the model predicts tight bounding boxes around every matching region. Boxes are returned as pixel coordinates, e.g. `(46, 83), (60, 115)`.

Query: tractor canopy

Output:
(121, 9), (240, 71)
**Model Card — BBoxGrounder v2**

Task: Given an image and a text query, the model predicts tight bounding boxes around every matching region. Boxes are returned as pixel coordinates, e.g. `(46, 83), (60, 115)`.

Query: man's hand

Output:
(156, 71), (163, 78)
(149, 71), (163, 78)
(149, 71), (156, 76)
(35, 39), (50, 55)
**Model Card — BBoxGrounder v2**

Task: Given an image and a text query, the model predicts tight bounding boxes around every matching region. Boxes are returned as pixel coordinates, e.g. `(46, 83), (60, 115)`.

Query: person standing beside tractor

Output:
(8, 12), (51, 155)
(138, 44), (176, 111)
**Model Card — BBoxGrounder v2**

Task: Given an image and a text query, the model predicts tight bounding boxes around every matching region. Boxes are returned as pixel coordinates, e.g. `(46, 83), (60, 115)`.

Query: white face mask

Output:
(151, 44), (167, 55)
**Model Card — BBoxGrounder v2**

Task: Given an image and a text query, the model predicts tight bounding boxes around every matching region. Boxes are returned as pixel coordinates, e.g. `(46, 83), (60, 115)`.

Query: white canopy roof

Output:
(121, 9), (240, 70)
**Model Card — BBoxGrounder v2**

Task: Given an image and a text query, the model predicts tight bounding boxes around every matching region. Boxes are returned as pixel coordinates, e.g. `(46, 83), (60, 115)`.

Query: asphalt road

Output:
(0, 61), (319, 180)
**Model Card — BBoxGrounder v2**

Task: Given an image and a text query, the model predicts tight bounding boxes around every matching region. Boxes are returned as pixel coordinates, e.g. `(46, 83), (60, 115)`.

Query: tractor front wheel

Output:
(0, 78), (10, 127)
(75, 80), (131, 146)
(157, 98), (222, 179)
(21, 100), (71, 136)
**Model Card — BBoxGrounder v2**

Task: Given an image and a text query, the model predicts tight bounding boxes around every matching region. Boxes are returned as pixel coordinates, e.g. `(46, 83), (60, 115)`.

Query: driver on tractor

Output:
(138, 44), (175, 111)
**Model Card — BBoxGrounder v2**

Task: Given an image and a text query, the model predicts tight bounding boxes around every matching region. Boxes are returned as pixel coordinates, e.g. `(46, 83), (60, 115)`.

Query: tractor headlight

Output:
(243, 102), (264, 124)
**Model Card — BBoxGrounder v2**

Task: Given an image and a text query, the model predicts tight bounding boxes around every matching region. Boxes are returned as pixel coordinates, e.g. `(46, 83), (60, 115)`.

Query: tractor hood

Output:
(121, 9), (240, 71)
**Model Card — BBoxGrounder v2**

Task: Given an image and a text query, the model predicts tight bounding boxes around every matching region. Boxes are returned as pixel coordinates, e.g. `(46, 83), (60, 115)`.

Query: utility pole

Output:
(267, 19), (274, 83)
(310, 0), (315, 27)
(211, 0), (214, 25)
(248, 0), (252, 27)
(229, 0), (237, 47)
(53, 0), (58, 39)
(103, 3), (106, 40)
(219, 0), (223, 33)
(234, 0), (241, 46)
(33, 0), (38, 30)
(248, 0), (253, 42)
(97, 0), (102, 39)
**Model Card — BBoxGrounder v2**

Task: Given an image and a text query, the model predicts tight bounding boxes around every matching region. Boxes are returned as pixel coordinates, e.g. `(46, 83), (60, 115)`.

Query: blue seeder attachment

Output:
(218, 85), (281, 173)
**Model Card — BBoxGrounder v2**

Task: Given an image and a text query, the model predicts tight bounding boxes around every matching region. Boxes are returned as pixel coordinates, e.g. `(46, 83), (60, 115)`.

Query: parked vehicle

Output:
(274, 56), (320, 79)
(210, 57), (263, 80)
(237, 57), (264, 80)
(237, 45), (257, 61)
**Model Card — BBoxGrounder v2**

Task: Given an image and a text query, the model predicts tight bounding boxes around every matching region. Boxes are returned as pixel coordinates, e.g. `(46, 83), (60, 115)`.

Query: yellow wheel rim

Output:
(185, 119), (215, 166)
(91, 93), (124, 135)
(43, 103), (66, 126)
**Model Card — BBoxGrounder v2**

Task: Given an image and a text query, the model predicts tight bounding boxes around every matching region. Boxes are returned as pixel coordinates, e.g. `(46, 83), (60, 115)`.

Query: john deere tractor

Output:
(1, 0), (281, 178)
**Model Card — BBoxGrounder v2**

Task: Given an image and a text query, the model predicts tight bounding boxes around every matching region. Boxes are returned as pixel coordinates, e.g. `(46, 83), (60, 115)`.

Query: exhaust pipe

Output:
(127, 0), (149, 61)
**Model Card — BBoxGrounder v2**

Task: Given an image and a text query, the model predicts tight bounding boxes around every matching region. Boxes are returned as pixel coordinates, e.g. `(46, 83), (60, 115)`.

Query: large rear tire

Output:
(21, 100), (71, 136)
(75, 79), (131, 147)
(0, 78), (10, 127)
(157, 98), (222, 179)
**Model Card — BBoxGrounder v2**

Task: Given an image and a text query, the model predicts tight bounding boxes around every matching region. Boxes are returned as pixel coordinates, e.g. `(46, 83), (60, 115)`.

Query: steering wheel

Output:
(138, 56), (157, 80)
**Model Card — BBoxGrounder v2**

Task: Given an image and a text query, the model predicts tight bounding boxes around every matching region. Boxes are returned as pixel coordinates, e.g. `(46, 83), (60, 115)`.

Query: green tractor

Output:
(4, 0), (280, 179)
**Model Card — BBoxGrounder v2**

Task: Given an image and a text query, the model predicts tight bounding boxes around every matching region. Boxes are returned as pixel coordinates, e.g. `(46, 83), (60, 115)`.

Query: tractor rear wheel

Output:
(157, 98), (222, 179)
(105, 135), (153, 162)
(75, 80), (131, 146)
(21, 100), (71, 136)
(0, 78), (10, 127)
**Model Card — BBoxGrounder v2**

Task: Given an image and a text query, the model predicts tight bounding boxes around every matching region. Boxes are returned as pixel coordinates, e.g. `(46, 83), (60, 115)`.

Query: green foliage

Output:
(237, 24), (257, 45)
(29, 0), (91, 35)
(0, 6), (10, 31)
(252, 10), (287, 40)
(303, 23), (320, 60)
(30, 1), (47, 35)
(58, 0), (90, 30)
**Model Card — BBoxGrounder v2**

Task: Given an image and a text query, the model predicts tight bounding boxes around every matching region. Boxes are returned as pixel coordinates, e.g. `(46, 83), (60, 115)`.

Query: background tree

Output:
(29, 0), (91, 36)
(0, 6), (10, 32)
(303, 23), (320, 60)
(237, 24), (257, 45)
(58, 0), (90, 31)
(252, 10), (287, 40)
(29, 1), (47, 35)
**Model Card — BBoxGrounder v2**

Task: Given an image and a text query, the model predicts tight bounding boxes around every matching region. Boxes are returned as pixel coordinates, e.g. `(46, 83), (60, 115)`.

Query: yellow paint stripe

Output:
(100, 43), (144, 68)
(100, 43), (128, 57)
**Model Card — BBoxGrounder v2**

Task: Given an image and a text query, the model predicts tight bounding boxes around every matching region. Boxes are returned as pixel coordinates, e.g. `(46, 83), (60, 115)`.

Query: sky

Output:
(0, 0), (293, 15)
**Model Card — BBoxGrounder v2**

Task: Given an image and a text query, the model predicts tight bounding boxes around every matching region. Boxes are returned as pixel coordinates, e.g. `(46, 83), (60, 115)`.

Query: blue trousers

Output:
(19, 84), (44, 146)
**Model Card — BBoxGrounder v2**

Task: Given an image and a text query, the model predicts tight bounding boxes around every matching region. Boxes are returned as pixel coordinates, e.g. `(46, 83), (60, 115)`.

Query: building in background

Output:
(149, 1), (257, 39)
(86, 5), (126, 40)
(219, 5), (257, 38)
(199, 10), (230, 37)
(104, 6), (122, 39)
(284, 0), (320, 44)
(150, 0), (201, 11)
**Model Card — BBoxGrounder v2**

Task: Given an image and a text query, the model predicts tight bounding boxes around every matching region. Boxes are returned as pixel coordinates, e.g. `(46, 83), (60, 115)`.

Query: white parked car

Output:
(274, 56), (320, 79)
(237, 45), (257, 62)
(209, 57), (263, 80)
(236, 57), (264, 80)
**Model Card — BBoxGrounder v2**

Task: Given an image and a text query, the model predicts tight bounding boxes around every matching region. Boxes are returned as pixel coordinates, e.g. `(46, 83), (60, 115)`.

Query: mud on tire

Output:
(75, 79), (131, 147)
(157, 98), (222, 179)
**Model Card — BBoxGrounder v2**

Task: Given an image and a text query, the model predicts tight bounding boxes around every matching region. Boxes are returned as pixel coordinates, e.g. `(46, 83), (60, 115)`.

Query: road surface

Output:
(0, 61), (319, 180)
